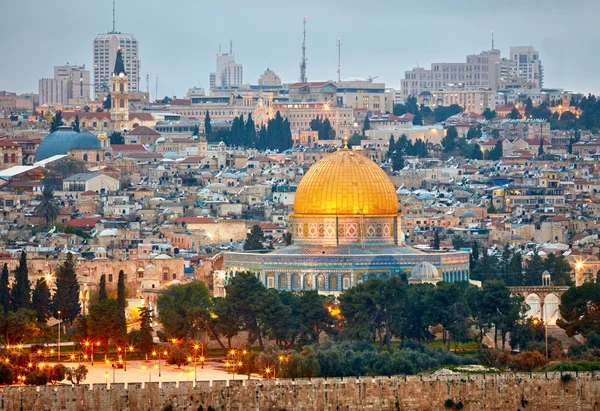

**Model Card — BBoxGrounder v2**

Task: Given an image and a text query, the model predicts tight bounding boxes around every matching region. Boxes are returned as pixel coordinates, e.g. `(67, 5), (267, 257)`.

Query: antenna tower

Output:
(491, 30), (495, 50)
(230, 39), (233, 55)
(155, 75), (158, 103)
(112, 0), (116, 33)
(299, 15), (307, 82)
(337, 37), (343, 82)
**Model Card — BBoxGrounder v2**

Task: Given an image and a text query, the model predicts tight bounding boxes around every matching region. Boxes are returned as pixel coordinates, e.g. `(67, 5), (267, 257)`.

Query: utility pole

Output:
(337, 37), (343, 82)
(300, 15), (307, 82)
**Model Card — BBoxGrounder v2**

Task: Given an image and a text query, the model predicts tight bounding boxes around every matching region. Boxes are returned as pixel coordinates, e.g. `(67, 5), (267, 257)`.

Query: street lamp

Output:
(57, 310), (61, 363)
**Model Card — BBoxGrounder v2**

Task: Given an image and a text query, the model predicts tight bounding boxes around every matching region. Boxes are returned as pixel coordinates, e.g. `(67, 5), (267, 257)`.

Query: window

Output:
(329, 275), (338, 290)
(120, 99), (125, 108)
(163, 271), (168, 281)
(172, 273), (176, 280)
(267, 275), (274, 289)
(343, 274), (351, 289)
(3, 154), (7, 163)
(108, 274), (113, 282)
(83, 154), (88, 161)
(120, 83), (124, 92)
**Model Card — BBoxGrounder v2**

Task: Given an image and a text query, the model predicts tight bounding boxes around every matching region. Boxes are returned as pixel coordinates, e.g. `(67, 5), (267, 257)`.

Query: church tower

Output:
(110, 49), (129, 132)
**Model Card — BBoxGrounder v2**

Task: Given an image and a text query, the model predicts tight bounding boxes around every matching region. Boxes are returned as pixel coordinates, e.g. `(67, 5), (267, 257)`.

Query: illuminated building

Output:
(222, 142), (470, 294)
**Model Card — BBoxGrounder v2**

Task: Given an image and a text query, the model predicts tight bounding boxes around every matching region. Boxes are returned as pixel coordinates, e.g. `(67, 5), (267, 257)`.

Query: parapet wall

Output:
(2, 372), (599, 411)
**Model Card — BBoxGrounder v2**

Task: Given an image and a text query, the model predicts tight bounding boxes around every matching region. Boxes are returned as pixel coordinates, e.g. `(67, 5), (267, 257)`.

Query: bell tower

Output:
(110, 49), (129, 132)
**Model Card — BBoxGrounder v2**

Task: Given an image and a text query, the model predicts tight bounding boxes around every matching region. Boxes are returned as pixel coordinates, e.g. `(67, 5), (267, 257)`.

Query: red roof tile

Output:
(66, 218), (100, 228)
(172, 217), (215, 224)
(128, 126), (159, 136)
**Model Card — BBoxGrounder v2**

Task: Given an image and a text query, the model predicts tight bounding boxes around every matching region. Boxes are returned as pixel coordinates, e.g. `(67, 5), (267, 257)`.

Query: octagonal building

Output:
(223, 145), (470, 294)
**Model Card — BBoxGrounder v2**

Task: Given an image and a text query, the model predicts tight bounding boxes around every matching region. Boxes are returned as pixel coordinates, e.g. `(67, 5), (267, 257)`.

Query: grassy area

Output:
(539, 361), (600, 372)
(422, 340), (481, 352)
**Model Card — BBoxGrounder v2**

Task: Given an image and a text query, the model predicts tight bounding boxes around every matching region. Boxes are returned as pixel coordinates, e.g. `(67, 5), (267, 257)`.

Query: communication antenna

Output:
(337, 37), (343, 82)
(230, 39), (233, 55)
(155, 75), (158, 103)
(112, 0), (116, 33)
(299, 15), (307, 82)
(146, 73), (149, 97)
(491, 30), (495, 50)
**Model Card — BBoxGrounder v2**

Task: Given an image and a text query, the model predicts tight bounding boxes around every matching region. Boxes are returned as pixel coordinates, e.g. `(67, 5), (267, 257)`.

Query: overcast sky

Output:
(1, 0), (598, 98)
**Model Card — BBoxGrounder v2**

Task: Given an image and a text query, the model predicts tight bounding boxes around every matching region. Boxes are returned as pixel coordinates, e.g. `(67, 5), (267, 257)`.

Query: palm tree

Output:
(35, 187), (60, 228)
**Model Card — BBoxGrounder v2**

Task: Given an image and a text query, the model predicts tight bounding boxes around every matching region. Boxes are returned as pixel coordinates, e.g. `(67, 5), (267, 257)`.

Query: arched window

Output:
(291, 274), (301, 290)
(266, 273), (275, 289)
(342, 274), (351, 290)
(329, 275), (338, 291)
(10, 154), (15, 163)
(316, 274), (325, 290)
(83, 154), (88, 161)
(3, 154), (7, 163)
(279, 274), (287, 290)
(120, 99), (125, 108)
(96, 154), (100, 162)
(113, 84), (116, 92)
(120, 83), (124, 92)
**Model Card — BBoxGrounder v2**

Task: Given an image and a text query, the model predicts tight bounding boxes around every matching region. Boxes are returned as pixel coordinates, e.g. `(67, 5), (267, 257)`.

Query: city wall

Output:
(1, 372), (599, 410)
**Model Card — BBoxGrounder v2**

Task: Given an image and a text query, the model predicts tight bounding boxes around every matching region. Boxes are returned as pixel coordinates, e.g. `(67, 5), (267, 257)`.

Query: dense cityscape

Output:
(1, 1), (600, 410)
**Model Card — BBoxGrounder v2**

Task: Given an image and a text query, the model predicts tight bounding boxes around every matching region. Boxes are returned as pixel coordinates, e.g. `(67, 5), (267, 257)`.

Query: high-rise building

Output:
(39, 64), (90, 106)
(510, 46), (543, 88)
(209, 44), (243, 89)
(93, 33), (140, 96)
(258, 68), (281, 86)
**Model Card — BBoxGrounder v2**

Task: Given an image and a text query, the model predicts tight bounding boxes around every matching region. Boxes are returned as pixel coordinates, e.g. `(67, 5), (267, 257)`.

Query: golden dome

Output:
(294, 149), (398, 216)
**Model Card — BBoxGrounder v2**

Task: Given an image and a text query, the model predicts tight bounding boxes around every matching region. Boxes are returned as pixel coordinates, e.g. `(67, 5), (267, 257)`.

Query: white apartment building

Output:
(510, 46), (543, 88)
(39, 64), (90, 106)
(400, 47), (542, 98)
(335, 80), (394, 113)
(38, 78), (69, 106)
(210, 49), (243, 89)
(93, 33), (140, 95)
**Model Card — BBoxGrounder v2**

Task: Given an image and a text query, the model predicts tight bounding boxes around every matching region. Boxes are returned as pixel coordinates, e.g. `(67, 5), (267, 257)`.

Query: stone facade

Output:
(2, 373), (599, 410)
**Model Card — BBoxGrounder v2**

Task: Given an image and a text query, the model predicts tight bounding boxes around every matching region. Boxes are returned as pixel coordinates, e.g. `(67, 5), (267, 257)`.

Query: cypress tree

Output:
(245, 113), (256, 147)
(98, 275), (107, 301)
(117, 270), (126, 310)
(0, 263), (10, 314)
(10, 251), (30, 311)
(139, 306), (154, 354)
(32, 278), (51, 323)
(243, 225), (266, 251)
(52, 252), (81, 324)
(204, 111), (212, 140)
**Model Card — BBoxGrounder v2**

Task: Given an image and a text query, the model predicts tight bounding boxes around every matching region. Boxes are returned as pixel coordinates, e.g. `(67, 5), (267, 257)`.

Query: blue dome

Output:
(70, 130), (101, 150)
(34, 126), (79, 162)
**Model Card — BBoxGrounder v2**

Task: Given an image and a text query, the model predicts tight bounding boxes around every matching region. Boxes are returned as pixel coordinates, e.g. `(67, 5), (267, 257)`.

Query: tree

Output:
(138, 306), (154, 354)
(432, 230), (440, 250)
(52, 252), (80, 324)
(482, 108), (497, 120)
(88, 299), (126, 355)
(98, 275), (107, 301)
(509, 107), (521, 120)
(524, 252), (544, 286)
(245, 113), (256, 147)
(243, 225), (266, 250)
(192, 125), (199, 136)
(558, 282), (600, 337)
(117, 270), (126, 310)
(391, 149), (404, 171)
(412, 112), (423, 126)
(393, 104), (408, 116)
(109, 132), (124, 145)
(0, 264), (10, 314)
(466, 127), (482, 140)
(405, 96), (419, 115)
(467, 143), (483, 160)
(543, 253), (572, 286)
(319, 118), (334, 140)
(441, 126), (458, 152)
(49, 111), (64, 133)
(32, 278), (51, 323)
(538, 137), (545, 156)
(156, 282), (226, 348)
(4, 308), (40, 343)
(204, 111), (212, 140)
(66, 365), (88, 385)
(161, 96), (172, 104)
(11, 251), (30, 311)
(433, 104), (463, 122)
(221, 272), (287, 350)
(34, 186), (60, 228)
(103, 93), (112, 110)
(73, 115), (80, 133)
(339, 277), (407, 351)
(296, 291), (336, 344)
(387, 136), (395, 158)
(363, 116), (370, 133)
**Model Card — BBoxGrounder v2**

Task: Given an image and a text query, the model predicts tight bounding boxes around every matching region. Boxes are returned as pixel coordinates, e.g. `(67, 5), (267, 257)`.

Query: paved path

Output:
(48, 360), (256, 387)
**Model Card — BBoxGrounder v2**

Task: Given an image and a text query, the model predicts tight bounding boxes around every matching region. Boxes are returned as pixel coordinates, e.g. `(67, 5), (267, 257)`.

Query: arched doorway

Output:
(543, 293), (559, 322)
(525, 294), (541, 319)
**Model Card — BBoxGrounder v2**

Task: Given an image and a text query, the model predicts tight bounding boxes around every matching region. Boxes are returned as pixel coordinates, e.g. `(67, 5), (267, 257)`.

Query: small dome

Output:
(462, 210), (475, 217)
(96, 247), (106, 253)
(410, 262), (440, 281)
(34, 126), (79, 162)
(70, 130), (101, 150)
(98, 229), (118, 237)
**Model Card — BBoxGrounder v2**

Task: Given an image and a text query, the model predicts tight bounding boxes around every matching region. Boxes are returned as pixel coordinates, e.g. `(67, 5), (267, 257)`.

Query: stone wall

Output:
(1, 372), (599, 410)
